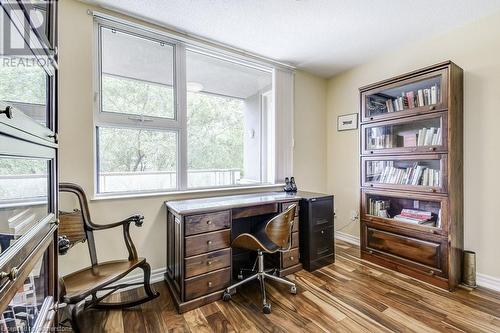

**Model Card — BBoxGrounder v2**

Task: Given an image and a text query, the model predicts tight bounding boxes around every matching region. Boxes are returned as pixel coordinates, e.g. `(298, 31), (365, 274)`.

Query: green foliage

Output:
(187, 92), (244, 171)
(102, 74), (175, 119)
(0, 61), (46, 104)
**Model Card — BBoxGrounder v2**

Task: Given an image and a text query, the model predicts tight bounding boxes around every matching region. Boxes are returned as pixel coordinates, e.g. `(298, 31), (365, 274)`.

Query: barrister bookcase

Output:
(359, 61), (463, 290)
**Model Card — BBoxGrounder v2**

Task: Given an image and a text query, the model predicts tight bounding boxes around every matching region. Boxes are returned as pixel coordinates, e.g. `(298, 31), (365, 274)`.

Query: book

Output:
(386, 99), (394, 113)
(406, 91), (415, 109)
(417, 89), (424, 107)
(430, 85), (437, 104)
(424, 88), (431, 105)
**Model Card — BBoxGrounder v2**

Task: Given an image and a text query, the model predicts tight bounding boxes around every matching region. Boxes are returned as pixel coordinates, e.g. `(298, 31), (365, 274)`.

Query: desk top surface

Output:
(165, 191), (332, 215)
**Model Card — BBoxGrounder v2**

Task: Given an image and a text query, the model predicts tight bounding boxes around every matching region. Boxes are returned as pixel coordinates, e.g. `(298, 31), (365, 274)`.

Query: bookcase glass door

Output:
(363, 191), (445, 231)
(0, 250), (49, 332)
(362, 155), (446, 193)
(0, 158), (49, 255)
(363, 112), (447, 154)
(362, 70), (447, 122)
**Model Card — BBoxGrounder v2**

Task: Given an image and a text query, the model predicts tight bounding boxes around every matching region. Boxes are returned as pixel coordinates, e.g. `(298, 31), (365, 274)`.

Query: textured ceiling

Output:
(84, 0), (500, 77)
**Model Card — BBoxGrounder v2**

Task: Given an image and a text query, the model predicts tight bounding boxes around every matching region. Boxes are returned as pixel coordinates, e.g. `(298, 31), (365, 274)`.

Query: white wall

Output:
(58, 0), (328, 275)
(326, 10), (500, 280)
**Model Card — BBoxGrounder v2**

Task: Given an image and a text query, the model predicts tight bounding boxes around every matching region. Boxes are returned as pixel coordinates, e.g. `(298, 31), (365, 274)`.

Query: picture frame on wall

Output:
(337, 113), (358, 131)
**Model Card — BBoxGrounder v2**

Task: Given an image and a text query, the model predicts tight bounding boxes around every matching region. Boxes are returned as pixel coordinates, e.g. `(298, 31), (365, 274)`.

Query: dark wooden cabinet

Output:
(359, 61), (463, 290)
(298, 192), (335, 272)
(0, 0), (59, 330)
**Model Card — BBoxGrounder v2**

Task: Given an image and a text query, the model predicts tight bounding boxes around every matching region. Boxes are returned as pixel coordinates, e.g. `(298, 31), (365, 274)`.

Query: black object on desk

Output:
(298, 191), (335, 271)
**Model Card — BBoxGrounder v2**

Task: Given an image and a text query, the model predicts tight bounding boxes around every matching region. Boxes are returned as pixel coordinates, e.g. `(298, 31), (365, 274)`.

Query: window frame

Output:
(93, 17), (278, 197)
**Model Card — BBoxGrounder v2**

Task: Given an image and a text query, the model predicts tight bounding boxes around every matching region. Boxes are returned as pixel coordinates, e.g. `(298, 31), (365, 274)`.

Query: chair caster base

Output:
(290, 286), (297, 295)
(222, 291), (231, 302)
(263, 303), (271, 314)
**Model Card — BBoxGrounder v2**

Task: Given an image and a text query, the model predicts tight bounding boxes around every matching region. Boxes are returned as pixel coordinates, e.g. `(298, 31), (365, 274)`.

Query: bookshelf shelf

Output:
(359, 61), (463, 291)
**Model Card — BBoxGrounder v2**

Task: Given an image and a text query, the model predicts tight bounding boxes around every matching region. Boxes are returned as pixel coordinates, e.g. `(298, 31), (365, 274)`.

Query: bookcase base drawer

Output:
(362, 221), (446, 276)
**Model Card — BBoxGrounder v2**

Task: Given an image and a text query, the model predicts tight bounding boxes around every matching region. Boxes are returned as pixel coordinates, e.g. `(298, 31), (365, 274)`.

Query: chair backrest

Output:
(59, 183), (98, 266)
(265, 204), (296, 249)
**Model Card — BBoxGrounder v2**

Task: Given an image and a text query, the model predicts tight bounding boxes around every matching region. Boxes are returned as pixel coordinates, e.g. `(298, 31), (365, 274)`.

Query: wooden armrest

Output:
(91, 214), (143, 260)
(91, 214), (144, 231)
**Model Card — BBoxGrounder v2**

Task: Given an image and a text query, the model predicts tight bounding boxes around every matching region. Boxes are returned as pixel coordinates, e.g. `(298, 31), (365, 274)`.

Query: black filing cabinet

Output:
(298, 192), (335, 271)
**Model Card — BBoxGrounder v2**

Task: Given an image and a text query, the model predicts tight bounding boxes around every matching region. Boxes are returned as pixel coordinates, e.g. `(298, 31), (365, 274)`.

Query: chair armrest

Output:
(91, 214), (144, 260)
(90, 214), (144, 231)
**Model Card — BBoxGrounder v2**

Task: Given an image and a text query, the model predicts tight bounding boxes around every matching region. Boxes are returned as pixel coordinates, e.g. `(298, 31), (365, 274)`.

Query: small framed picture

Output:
(337, 113), (358, 131)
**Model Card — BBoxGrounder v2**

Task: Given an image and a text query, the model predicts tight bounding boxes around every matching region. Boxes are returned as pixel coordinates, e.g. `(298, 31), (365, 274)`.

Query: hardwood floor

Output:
(76, 240), (500, 332)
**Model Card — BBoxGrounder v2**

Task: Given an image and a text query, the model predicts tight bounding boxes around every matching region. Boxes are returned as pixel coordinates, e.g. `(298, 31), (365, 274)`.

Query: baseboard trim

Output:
(335, 231), (500, 293)
(108, 267), (166, 293)
(476, 273), (500, 292)
(335, 231), (360, 245)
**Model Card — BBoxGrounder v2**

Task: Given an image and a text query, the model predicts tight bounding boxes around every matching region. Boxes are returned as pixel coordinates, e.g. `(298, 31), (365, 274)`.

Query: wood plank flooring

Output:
(76, 240), (500, 332)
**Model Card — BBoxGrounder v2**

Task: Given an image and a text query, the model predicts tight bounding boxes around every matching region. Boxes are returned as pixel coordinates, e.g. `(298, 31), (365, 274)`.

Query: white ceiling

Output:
(85, 0), (500, 77)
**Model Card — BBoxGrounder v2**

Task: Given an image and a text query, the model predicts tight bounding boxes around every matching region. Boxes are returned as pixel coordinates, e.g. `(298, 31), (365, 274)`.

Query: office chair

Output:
(222, 204), (297, 314)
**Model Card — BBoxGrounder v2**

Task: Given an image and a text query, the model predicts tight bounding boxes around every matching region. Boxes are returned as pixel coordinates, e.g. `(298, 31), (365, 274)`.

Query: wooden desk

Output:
(165, 191), (305, 313)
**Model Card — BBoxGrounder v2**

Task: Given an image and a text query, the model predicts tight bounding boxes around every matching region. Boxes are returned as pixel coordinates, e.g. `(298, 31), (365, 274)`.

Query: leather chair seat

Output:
(231, 228), (280, 253)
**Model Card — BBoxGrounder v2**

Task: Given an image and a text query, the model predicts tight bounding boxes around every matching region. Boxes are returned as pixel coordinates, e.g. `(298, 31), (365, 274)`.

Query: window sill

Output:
(91, 183), (285, 202)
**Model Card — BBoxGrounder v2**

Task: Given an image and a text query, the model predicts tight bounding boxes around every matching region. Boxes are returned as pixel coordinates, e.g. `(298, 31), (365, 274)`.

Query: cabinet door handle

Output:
(0, 106), (13, 119)
(429, 105), (436, 111)
(0, 267), (18, 281)
(321, 230), (325, 234)
(290, 256), (294, 260)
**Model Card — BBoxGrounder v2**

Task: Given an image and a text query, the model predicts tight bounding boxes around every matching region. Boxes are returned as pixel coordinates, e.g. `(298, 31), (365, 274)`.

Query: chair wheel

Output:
(290, 286), (297, 295)
(263, 303), (271, 314)
(222, 291), (231, 302)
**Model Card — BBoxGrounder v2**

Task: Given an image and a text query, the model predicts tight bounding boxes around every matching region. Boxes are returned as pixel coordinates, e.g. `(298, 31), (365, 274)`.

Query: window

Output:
(95, 19), (288, 195)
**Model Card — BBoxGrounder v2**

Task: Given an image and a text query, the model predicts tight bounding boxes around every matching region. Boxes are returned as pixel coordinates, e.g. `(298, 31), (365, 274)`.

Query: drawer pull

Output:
(206, 220), (212, 225)
(290, 256), (294, 261)
(0, 106), (13, 119)
(207, 240), (213, 245)
(207, 281), (213, 287)
(207, 261), (213, 265)
(427, 270), (435, 276)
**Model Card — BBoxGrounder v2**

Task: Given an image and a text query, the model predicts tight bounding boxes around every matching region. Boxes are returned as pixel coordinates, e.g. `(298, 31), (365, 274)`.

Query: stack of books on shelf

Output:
(384, 84), (439, 112)
(368, 198), (390, 217)
(376, 163), (440, 187)
(393, 208), (435, 226)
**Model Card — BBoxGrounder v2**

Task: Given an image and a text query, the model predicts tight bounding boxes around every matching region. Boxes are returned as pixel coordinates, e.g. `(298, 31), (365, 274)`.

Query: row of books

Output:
(367, 200), (440, 227)
(417, 127), (442, 146)
(385, 85), (439, 112)
(374, 164), (440, 187)
(368, 198), (390, 217)
(368, 127), (442, 150)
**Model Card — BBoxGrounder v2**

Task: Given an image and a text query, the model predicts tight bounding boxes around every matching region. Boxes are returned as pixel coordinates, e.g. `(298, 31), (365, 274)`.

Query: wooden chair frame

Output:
(58, 183), (159, 332)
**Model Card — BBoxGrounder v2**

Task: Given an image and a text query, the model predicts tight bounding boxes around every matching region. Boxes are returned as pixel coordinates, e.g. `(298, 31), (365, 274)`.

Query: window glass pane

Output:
(100, 27), (175, 119)
(0, 158), (49, 254)
(0, 10), (48, 125)
(186, 50), (273, 188)
(97, 127), (177, 193)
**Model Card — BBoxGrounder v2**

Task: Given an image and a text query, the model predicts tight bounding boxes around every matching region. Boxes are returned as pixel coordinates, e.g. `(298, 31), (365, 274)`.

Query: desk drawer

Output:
(185, 211), (230, 236)
(185, 230), (230, 257)
(311, 227), (334, 259)
(185, 248), (231, 278)
(282, 248), (300, 268)
(292, 217), (299, 232)
(184, 267), (231, 301)
(291, 231), (299, 249)
(281, 201), (299, 216)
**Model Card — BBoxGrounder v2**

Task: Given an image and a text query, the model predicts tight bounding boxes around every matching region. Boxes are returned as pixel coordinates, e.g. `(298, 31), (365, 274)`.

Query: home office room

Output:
(1, 0), (500, 332)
